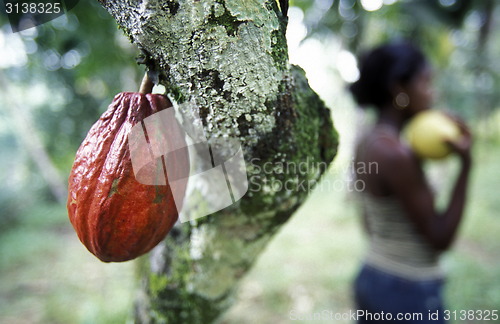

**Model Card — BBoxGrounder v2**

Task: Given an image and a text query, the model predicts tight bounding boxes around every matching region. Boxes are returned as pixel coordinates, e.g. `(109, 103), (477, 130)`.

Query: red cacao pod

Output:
(67, 92), (189, 262)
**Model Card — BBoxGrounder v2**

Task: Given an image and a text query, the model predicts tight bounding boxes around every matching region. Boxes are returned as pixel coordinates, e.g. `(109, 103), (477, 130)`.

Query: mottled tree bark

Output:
(97, 0), (338, 322)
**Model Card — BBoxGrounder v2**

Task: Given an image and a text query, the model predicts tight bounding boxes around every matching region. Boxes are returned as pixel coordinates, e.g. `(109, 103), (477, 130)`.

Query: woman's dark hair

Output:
(349, 42), (428, 109)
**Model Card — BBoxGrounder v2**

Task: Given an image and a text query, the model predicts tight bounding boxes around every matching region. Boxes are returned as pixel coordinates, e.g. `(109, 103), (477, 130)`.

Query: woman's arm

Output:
(376, 127), (472, 251)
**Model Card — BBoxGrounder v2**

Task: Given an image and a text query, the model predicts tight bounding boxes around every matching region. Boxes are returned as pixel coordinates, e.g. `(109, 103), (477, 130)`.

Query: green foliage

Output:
(290, 0), (499, 119)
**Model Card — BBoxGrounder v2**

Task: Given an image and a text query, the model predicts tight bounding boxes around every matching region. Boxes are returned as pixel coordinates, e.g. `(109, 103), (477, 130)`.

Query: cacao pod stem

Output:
(139, 73), (154, 94)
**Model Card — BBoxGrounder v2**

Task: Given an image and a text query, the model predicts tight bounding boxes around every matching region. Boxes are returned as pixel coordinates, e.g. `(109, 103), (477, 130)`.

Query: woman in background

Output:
(349, 42), (472, 323)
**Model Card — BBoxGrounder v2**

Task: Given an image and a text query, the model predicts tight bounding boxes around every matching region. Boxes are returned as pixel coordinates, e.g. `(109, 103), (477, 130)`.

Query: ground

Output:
(0, 141), (499, 324)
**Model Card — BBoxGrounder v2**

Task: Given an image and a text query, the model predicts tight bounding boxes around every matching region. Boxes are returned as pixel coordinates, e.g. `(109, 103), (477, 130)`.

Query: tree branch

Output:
(97, 0), (338, 322)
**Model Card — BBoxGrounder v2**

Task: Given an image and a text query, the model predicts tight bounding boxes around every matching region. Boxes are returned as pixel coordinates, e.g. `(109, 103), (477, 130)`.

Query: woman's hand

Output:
(445, 115), (472, 165)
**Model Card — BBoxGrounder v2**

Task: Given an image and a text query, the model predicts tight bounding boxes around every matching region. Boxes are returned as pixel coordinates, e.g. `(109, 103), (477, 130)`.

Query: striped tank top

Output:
(361, 193), (444, 280)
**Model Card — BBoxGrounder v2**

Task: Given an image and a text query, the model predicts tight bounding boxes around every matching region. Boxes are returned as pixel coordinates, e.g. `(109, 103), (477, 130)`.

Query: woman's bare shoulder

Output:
(356, 126), (417, 171)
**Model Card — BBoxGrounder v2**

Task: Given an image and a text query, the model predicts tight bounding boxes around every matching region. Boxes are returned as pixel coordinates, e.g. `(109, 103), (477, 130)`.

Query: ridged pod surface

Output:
(67, 92), (188, 262)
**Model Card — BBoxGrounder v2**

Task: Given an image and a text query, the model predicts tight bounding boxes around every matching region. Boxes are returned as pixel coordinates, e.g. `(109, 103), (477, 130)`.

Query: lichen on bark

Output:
(97, 0), (338, 323)
(101, 0), (289, 144)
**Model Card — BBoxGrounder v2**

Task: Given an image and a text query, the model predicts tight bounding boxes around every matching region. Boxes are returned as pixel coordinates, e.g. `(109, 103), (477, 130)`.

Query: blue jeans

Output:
(354, 264), (445, 323)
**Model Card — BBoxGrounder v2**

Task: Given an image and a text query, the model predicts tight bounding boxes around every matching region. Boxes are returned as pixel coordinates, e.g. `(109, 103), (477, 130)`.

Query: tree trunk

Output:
(97, 0), (338, 322)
